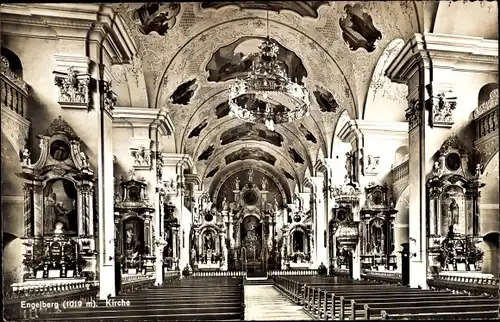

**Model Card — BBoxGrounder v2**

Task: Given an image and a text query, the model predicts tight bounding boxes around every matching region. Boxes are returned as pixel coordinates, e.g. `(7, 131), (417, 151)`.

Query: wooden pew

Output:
(36, 277), (245, 321)
(284, 274), (500, 321)
(380, 310), (500, 320)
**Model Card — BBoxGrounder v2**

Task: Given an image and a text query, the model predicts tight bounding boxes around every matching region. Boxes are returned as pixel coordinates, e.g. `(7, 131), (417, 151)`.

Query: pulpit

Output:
(329, 181), (362, 271)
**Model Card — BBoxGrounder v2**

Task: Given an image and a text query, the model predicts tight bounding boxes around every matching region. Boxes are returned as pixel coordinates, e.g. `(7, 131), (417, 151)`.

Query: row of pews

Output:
(35, 277), (244, 321)
(274, 275), (499, 320)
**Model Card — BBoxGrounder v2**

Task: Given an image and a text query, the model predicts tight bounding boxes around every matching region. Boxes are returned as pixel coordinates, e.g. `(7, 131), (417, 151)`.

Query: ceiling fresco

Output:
(113, 1), (420, 192)
(188, 119), (208, 138)
(170, 79), (198, 105)
(339, 4), (383, 52)
(198, 145), (215, 161)
(220, 123), (284, 147)
(314, 86), (339, 113)
(225, 147), (277, 165)
(215, 101), (231, 119)
(206, 37), (307, 83)
(299, 124), (317, 143)
(132, 3), (181, 36)
(206, 165), (220, 178)
(288, 148), (305, 164)
(281, 167), (295, 181)
(200, 1), (330, 19)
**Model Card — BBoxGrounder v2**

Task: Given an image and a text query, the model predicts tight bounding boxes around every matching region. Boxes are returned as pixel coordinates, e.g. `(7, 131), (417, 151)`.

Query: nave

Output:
(8, 273), (499, 321)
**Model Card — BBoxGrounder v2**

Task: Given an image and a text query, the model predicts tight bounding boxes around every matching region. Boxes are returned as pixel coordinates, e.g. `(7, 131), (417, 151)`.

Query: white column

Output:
(310, 177), (327, 267)
(77, 189), (84, 236)
(98, 100), (115, 299)
(155, 242), (166, 285)
(221, 231), (228, 271)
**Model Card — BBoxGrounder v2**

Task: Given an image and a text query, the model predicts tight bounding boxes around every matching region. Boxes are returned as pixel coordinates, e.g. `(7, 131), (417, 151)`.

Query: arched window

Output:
(478, 83), (498, 106)
(1, 47), (23, 79)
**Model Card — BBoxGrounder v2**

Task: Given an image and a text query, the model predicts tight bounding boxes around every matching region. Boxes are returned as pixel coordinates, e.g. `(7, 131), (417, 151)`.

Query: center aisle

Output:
(244, 285), (312, 321)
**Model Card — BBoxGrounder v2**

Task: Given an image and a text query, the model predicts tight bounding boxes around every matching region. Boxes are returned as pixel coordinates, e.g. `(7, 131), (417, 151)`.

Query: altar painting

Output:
(43, 179), (78, 235)
(123, 218), (145, 257)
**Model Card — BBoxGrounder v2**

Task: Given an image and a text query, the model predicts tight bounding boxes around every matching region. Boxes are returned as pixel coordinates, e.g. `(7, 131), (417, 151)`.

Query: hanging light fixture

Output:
(228, 4), (310, 131)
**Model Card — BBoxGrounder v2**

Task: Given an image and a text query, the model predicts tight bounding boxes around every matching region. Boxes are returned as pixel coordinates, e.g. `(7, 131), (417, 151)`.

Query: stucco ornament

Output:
(405, 99), (422, 131)
(53, 66), (91, 109)
(131, 145), (152, 169)
(427, 85), (457, 128)
(101, 80), (117, 112)
(364, 155), (380, 175)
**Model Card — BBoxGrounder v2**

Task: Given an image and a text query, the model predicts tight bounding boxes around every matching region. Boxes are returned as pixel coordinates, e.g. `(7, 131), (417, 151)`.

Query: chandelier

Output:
(228, 9), (310, 131)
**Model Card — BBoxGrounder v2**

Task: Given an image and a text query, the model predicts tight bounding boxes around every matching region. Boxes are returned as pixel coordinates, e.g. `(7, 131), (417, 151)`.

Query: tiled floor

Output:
(244, 285), (312, 321)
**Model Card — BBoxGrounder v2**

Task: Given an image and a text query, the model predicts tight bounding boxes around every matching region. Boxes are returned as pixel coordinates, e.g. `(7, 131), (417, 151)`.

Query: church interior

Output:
(1, 1), (499, 321)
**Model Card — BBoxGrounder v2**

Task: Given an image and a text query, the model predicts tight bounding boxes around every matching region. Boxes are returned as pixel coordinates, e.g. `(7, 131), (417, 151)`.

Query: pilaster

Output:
(305, 176), (327, 268)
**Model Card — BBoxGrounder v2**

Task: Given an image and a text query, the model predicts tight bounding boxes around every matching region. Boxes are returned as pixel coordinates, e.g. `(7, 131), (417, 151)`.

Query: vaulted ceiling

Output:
(111, 1), (422, 197)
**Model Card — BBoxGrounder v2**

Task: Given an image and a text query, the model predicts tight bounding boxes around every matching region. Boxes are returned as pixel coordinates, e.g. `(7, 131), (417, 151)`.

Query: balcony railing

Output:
(473, 88), (498, 141)
(475, 108), (498, 140)
(1, 55), (29, 119)
(392, 159), (409, 183)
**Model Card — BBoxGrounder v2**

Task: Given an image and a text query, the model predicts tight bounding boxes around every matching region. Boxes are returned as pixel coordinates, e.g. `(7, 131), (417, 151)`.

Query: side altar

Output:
(16, 117), (97, 283)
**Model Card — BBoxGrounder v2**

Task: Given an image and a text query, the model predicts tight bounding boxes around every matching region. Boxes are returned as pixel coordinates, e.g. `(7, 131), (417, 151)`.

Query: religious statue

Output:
(54, 222), (64, 234)
(475, 163), (483, 177)
(371, 223), (384, 254)
(294, 196), (300, 212)
(21, 147), (31, 166)
(235, 177), (240, 190)
(125, 229), (136, 251)
(222, 197), (228, 211)
(190, 247), (197, 264)
(44, 192), (57, 233)
(449, 199), (459, 226)
(203, 198), (213, 213)
(248, 169), (254, 183)
(204, 232), (214, 250)
(273, 195), (280, 212)
(261, 178), (268, 190)
(80, 151), (89, 169)
(432, 161), (443, 177)
(345, 152), (352, 178)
